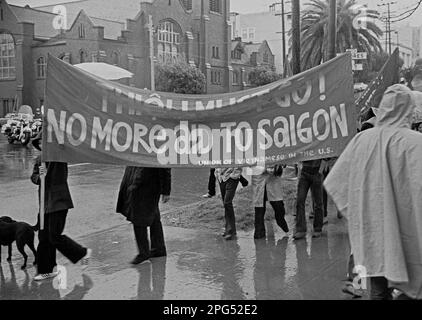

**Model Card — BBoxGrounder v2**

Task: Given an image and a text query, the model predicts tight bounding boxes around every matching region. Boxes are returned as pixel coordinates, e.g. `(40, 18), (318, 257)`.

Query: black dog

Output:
(0, 216), (37, 270)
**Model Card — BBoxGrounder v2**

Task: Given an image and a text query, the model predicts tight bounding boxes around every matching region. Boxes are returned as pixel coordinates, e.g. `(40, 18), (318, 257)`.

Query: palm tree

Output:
(299, 0), (383, 70)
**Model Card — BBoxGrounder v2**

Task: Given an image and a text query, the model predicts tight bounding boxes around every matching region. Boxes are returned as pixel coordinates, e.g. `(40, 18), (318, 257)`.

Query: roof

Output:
(36, 0), (143, 25)
(89, 17), (125, 40)
(243, 43), (261, 55)
(34, 0), (145, 39)
(9, 5), (59, 39)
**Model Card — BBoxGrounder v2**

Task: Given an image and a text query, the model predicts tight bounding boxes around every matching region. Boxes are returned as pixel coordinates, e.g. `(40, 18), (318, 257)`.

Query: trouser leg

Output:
(150, 211), (166, 255)
(254, 206), (266, 239)
(295, 173), (311, 233)
(208, 169), (216, 196)
(133, 225), (150, 259)
(310, 174), (324, 232)
(48, 210), (87, 264)
(222, 179), (239, 236)
(36, 213), (56, 274)
(271, 201), (289, 232)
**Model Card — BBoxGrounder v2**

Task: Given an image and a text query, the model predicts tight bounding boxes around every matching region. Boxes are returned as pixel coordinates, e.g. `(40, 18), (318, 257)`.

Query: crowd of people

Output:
(28, 77), (422, 301)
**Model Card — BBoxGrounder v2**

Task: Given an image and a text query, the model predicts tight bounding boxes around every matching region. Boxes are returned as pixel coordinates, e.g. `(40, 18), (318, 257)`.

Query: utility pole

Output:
(148, 15), (155, 91)
(291, 0), (301, 75)
(378, 1), (396, 55)
(328, 0), (337, 60)
(270, 1), (290, 76)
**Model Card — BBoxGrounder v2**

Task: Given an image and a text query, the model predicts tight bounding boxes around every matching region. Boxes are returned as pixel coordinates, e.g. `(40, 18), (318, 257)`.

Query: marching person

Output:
(293, 159), (324, 240)
(251, 165), (289, 239)
(203, 168), (249, 198)
(117, 167), (171, 265)
(215, 167), (243, 240)
(30, 132), (91, 281)
(325, 85), (422, 300)
(202, 168), (217, 198)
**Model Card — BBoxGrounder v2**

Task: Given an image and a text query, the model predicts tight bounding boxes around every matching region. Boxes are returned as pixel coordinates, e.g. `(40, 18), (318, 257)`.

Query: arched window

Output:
(36, 56), (47, 79)
(111, 51), (119, 66)
(180, 0), (192, 10)
(79, 49), (87, 63)
(0, 32), (16, 80)
(157, 20), (181, 64)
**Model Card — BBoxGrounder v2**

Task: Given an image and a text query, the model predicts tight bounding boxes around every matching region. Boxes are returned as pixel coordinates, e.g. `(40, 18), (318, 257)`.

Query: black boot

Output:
(272, 201), (289, 233)
(254, 208), (266, 239)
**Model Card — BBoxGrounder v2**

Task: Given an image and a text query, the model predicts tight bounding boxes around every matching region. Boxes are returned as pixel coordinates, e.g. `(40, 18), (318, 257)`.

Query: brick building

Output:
(0, 0), (275, 117)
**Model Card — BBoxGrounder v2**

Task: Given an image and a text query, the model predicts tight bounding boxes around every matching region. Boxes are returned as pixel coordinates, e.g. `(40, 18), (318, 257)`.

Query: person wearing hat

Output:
(30, 132), (92, 281)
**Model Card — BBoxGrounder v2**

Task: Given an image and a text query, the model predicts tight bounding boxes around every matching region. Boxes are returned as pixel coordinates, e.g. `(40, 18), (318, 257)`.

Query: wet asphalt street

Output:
(0, 135), (356, 300)
(0, 135), (210, 237)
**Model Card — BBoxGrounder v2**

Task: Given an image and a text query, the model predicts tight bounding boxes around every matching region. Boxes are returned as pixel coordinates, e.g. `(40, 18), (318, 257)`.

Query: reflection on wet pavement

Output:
(0, 218), (355, 300)
(0, 136), (39, 181)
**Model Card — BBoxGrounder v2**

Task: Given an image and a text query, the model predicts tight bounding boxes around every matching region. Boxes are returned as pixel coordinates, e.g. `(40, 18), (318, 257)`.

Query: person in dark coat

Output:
(31, 132), (91, 281)
(116, 167), (171, 265)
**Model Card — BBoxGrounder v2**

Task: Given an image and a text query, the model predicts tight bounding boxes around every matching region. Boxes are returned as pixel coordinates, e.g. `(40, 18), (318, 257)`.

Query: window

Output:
(212, 46), (220, 59)
(1, 8), (4, 21)
(210, 0), (222, 14)
(36, 57), (47, 79)
(232, 70), (239, 84)
(248, 28), (255, 41)
(0, 32), (16, 80)
(232, 49), (241, 60)
(111, 51), (119, 65)
(241, 28), (255, 41)
(181, 0), (192, 10)
(2, 99), (14, 115)
(157, 20), (181, 63)
(79, 50), (87, 63)
(78, 24), (86, 39)
(211, 69), (222, 85)
(263, 52), (269, 63)
(241, 28), (248, 40)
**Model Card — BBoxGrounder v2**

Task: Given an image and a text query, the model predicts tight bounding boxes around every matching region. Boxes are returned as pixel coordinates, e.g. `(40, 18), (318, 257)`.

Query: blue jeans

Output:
(219, 178), (239, 236)
(295, 170), (324, 233)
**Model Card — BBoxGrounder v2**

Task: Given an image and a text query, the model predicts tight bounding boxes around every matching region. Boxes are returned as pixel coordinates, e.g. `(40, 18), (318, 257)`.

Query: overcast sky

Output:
(7, 0), (422, 26)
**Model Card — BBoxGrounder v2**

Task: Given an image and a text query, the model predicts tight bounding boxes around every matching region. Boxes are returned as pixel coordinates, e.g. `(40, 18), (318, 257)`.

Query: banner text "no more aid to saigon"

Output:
(42, 54), (356, 168)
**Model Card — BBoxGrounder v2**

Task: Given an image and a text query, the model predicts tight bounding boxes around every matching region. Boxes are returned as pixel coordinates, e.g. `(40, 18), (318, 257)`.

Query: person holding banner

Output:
(30, 132), (91, 281)
(294, 160), (324, 240)
(325, 84), (422, 300)
(251, 165), (289, 239)
(215, 167), (243, 241)
(117, 167), (171, 265)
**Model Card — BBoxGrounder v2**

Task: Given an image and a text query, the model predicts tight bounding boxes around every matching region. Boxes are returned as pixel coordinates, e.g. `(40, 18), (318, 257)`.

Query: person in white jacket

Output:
(251, 165), (289, 239)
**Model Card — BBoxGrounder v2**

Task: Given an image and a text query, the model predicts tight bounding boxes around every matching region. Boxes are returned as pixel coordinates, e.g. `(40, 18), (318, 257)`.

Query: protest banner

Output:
(42, 53), (356, 168)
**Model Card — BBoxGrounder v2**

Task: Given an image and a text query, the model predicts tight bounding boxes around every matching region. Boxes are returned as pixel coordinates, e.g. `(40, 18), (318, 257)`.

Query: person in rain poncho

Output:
(324, 84), (422, 300)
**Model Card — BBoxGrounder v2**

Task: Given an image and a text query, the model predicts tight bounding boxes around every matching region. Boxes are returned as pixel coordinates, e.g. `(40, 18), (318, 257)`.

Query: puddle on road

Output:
(0, 136), (39, 181)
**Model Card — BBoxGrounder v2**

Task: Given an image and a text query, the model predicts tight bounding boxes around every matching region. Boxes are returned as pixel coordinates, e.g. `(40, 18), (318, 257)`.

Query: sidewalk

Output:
(0, 215), (361, 300)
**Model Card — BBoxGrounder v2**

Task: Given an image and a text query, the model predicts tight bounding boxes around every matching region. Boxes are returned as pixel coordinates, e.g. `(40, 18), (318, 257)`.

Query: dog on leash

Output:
(0, 216), (37, 270)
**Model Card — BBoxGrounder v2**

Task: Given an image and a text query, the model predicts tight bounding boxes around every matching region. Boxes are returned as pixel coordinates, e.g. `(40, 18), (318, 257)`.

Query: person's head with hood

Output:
(360, 117), (376, 132)
(375, 84), (416, 129)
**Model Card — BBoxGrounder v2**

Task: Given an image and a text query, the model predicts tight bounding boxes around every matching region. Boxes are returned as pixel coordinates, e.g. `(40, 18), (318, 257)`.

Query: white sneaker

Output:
(34, 272), (58, 281)
(80, 248), (92, 269)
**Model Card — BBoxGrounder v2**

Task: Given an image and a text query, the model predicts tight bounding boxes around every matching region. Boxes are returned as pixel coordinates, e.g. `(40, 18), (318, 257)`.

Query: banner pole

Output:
(40, 163), (46, 230)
